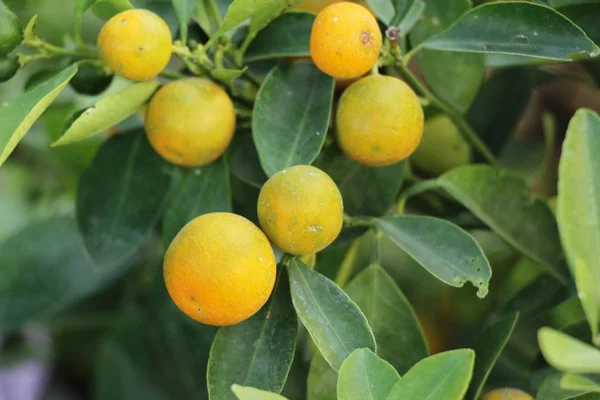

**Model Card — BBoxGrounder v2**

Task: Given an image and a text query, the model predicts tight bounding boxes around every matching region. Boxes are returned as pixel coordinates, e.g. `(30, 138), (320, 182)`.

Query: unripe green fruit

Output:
(0, 55), (18, 82)
(69, 63), (113, 96)
(411, 115), (472, 176)
(0, 7), (22, 56)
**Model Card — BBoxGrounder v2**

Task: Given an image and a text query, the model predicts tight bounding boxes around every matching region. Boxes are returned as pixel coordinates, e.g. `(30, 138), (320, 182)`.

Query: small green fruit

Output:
(0, 7), (22, 56)
(411, 115), (472, 176)
(0, 55), (19, 82)
(69, 63), (113, 96)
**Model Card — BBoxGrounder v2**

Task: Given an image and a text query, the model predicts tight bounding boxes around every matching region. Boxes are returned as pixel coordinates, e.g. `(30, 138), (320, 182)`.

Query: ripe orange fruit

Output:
(336, 74), (424, 166)
(145, 78), (236, 167)
(310, 2), (381, 79)
(257, 165), (343, 255)
(291, 0), (369, 13)
(98, 9), (172, 81)
(164, 212), (277, 326)
(481, 388), (534, 400)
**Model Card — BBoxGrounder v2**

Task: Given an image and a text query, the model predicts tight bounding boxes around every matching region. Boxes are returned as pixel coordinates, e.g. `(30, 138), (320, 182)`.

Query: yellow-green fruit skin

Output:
(164, 213), (277, 326)
(336, 74), (424, 167)
(257, 165), (344, 255)
(97, 9), (172, 81)
(145, 78), (236, 167)
(481, 388), (534, 400)
(411, 115), (472, 176)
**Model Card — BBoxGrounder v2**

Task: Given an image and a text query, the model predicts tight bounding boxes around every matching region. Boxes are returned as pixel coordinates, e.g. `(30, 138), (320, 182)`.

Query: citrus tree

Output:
(0, 0), (599, 399)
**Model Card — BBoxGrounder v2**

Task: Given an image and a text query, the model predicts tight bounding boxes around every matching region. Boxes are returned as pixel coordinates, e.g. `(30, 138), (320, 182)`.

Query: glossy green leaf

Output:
(229, 134), (268, 188)
(0, 65), (77, 166)
(437, 165), (568, 282)
(231, 385), (289, 400)
(53, 81), (160, 147)
(287, 258), (376, 371)
(245, 12), (314, 62)
(549, 0), (600, 7)
(0, 218), (126, 331)
(212, 67), (247, 90)
(557, 109), (600, 342)
(92, 0), (135, 20)
(421, 2), (600, 61)
(346, 265), (428, 373)
(467, 313), (520, 400)
(558, 4), (600, 46)
(366, 0), (395, 25)
(397, 0), (424, 34)
(410, 0), (484, 113)
(95, 280), (216, 400)
(501, 274), (567, 317)
(207, 270), (297, 399)
(537, 371), (589, 400)
(337, 348), (400, 400)
(162, 158), (231, 244)
(376, 215), (491, 298)
(253, 62), (334, 176)
(77, 132), (173, 269)
(539, 328), (600, 374)
(562, 374), (600, 393)
(171, 0), (196, 43)
(192, 0), (221, 34)
(467, 69), (551, 155)
(307, 264), (428, 398)
(387, 349), (475, 400)
(317, 145), (406, 217)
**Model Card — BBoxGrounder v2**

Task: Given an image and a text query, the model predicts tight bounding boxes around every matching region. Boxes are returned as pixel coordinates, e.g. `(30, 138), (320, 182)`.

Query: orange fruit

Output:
(336, 74), (424, 166)
(291, 0), (368, 13)
(481, 388), (534, 400)
(310, 2), (381, 79)
(164, 212), (277, 326)
(257, 165), (343, 255)
(98, 9), (172, 81)
(145, 78), (236, 167)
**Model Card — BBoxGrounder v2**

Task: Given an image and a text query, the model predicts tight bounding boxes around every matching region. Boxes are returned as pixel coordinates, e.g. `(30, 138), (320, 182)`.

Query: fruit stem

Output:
(395, 63), (500, 167)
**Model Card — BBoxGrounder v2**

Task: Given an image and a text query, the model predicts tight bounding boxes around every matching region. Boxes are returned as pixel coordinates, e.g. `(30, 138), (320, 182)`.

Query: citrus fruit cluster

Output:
(0, 2), (21, 83)
(91, 3), (426, 327)
(311, 2), (424, 167)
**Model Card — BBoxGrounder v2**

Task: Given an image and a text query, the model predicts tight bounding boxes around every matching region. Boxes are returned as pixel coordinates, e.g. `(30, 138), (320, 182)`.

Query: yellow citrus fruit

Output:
(257, 165), (343, 255)
(481, 388), (534, 400)
(411, 115), (472, 176)
(145, 78), (236, 167)
(336, 74), (424, 166)
(310, 2), (382, 79)
(164, 212), (277, 326)
(98, 9), (172, 81)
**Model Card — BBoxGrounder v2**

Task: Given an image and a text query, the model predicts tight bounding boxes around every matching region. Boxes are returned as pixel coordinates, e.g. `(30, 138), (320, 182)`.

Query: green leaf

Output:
(501, 274), (567, 317)
(231, 385), (289, 400)
(557, 109), (600, 343)
(253, 62), (334, 176)
(366, 0), (395, 25)
(317, 145), (406, 217)
(558, 4), (600, 46)
(162, 158), (231, 244)
(386, 349), (475, 400)
(467, 313), (520, 400)
(410, 0), (484, 113)
(0, 65), (77, 167)
(549, 0), (600, 7)
(52, 81), (160, 147)
(539, 328), (600, 374)
(376, 215), (491, 298)
(207, 270), (298, 400)
(95, 281), (216, 399)
(562, 374), (600, 393)
(92, 0), (135, 20)
(397, 0), (425, 34)
(77, 132), (173, 269)
(171, 0), (197, 43)
(537, 371), (590, 400)
(0, 218), (127, 331)
(307, 354), (337, 400)
(213, 0), (296, 40)
(345, 265), (428, 373)
(421, 2), (600, 61)
(287, 258), (376, 371)
(337, 348), (400, 400)
(245, 12), (314, 62)
(437, 165), (568, 283)
(467, 69), (552, 155)
(229, 134), (268, 188)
